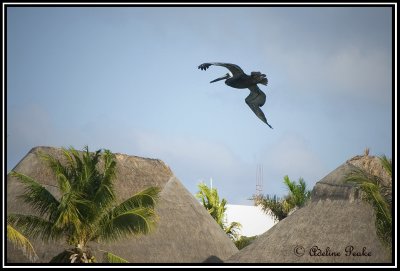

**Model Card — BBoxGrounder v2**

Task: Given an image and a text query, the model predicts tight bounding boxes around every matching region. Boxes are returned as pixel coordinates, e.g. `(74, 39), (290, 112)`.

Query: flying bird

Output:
(198, 62), (273, 129)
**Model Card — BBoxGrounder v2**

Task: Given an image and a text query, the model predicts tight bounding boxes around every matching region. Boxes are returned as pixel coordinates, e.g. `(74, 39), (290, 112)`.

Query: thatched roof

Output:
(227, 155), (392, 263)
(6, 146), (238, 263)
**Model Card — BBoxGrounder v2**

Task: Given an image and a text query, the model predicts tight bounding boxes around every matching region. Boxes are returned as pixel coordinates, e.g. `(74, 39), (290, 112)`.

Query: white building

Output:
(225, 204), (277, 237)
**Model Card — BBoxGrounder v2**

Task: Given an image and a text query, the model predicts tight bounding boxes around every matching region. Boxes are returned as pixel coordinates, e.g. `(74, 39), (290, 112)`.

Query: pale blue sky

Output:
(6, 6), (393, 204)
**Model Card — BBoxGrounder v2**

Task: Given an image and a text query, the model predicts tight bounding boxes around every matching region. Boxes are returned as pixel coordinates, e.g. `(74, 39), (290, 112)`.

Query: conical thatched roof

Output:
(6, 146), (238, 263)
(227, 155), (392, 263)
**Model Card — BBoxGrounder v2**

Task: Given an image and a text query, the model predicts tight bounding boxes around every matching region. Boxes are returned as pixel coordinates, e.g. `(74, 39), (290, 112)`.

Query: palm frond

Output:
(113, 187), (161, 216)
(360, 183), (391, 222)
(7, 214), (63, 242)
(7, 224), (39, 262)
(195, 183), (209, 201)
(234, 235), (257, 250)
(92, 182), (116, 212)
(256, 194), (288, 222)
(379, 155), (392, 177)
(80, 146), (101, 189)
(91, 151), (117, 210)
(61, 147), (77, 171)
(96, 207), (157, 242)
(360, 182), (392, 248)
(298, 178), (307, 193)
(102, 150), (117, 180)
(283, 175), (296, 193)
(345, 167), (379, 185)
(224, 221), (242, 241)
(196, 182), (227, 227)
(345, 163), (392, 250)
(39, 151), (74, 191)
(282, 198), (294, 213)
(283, 176), (310, 208)
(65, 147), (85, 183)
(56, 173), (72, 195)
(102, 251), (129, 263)
(10, 171), (60, 218)
(54, 191), (92, 229)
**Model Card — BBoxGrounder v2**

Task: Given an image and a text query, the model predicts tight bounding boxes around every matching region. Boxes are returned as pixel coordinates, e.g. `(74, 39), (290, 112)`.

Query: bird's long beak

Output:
(210, 74), (230, 83)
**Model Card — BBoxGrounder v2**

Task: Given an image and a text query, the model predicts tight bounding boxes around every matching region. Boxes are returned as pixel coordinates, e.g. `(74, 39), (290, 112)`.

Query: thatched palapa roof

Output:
(227, 155), (392, 263)
(6, 146), (238, 263)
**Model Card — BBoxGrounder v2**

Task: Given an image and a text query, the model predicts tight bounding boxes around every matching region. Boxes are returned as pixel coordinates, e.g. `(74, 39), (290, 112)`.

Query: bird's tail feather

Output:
(260, 77), (268, 86)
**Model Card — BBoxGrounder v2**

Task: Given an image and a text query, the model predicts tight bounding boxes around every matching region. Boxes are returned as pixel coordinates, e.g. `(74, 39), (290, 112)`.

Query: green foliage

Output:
(102, 251), (129, 263)
(196, 182), (242, 240)
(255, 195), (289, 222)
(8, 146), (161, 263)
(283, 175), (311, 209)
(224, 221), (242, 241)
(234, 235), (257, 250)
(345, 155), (392, 250)
(7, 224), (39, 262)
(255, 176), (311, 222)
(379, 155), (392, 177)
(195, 182), (226, 227)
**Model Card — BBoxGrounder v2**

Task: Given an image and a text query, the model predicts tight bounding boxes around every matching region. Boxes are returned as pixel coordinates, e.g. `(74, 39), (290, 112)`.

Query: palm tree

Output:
(254, 194), (289, 222)
(283, 175), (311, 210)
(7, 146), (160, 263)
(196, 182), (226, 227)
(345, 155), (392, 250)
(255, 176), (311, 222)
(195, 182), (242, 241)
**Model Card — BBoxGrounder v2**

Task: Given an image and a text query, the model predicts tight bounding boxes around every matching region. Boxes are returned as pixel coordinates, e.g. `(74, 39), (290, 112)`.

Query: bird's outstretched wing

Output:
(245, 85), (273, 129)
(198, 62), (244, 76)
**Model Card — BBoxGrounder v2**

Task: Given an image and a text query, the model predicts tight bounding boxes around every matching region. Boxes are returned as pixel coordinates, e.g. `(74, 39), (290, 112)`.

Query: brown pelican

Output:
(198, 62), (273, 129)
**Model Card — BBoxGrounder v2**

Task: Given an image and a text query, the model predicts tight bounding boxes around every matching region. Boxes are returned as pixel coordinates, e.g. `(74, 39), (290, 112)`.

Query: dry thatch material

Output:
(6, 146), (238, 263)
(227, 155), (392, 263)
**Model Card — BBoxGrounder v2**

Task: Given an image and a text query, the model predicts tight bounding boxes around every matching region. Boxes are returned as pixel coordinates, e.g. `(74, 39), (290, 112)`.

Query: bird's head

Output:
(210, 73), (231, 83)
